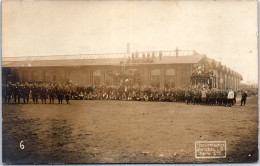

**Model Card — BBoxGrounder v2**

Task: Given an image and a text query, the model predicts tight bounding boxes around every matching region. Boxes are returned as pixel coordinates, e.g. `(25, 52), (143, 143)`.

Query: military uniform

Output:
(31, 83), (39, 104)
(13, 83), (21, 104)
(5, 82), (13, 104)
(40, 85), (47, 104)
(193, 90), (200, 105)
(216, 90), (223, 106)
(65, 86), (71, 104)
(22, 83), (30, 104)
(57, 85), (64, 104)
(49, 85), (55, 104)
(240, 91), (248, 106)
(185, 89), (190, 104)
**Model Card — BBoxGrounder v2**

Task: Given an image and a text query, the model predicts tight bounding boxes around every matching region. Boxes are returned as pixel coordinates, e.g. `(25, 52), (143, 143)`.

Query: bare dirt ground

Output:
(2, 96), (258, 164)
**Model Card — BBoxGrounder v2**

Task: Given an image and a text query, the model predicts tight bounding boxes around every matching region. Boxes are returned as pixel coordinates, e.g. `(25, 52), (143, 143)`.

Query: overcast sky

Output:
(2, 0), (258, 84)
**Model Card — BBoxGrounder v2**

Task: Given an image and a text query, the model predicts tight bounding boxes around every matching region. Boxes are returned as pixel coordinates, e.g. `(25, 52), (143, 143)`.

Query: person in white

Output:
(227, 88), (234, 107)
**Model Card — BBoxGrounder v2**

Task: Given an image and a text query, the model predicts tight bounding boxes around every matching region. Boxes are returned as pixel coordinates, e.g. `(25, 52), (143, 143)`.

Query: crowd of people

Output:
(2, 81), (249, 106)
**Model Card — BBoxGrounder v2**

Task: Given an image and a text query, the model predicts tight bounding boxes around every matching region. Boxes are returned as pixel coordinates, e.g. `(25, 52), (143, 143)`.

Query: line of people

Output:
(2, 81), (248, 106)
(2, 82), (71, 104)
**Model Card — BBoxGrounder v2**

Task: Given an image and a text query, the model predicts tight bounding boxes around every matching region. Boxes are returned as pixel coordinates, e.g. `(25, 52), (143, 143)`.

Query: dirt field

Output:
(2, 96), (258, 164)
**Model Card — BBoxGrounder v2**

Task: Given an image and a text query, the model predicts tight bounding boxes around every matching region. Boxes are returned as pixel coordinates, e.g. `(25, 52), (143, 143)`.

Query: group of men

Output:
(2, 81), (249, 107)
(184, 87), (248, 107)
(2, 82), (71, 104)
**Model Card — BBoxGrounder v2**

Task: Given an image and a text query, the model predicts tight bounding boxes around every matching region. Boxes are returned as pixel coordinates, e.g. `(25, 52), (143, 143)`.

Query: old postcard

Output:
(1, 0), (258, 164)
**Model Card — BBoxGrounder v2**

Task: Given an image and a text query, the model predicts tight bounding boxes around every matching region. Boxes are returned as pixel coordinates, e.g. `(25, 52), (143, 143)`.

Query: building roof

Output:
(2, 51), (205, 67)
(2, 50), (243, 79)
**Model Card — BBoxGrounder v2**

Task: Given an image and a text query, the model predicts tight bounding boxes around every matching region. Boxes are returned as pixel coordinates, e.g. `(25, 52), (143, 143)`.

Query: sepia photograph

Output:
(1, 0), (258, 164)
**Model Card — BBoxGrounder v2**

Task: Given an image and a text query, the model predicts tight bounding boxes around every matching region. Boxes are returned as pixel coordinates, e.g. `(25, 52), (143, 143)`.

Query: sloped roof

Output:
(2, 52), (205, 67)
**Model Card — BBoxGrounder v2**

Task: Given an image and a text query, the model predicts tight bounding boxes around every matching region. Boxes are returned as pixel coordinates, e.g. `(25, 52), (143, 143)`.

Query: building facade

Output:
(2, 50), (243, 90)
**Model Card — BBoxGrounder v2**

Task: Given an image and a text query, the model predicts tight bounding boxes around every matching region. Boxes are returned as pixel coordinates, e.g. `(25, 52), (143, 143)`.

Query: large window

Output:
(165, 69), (176, 88)
(44, 71), (51, 82)
(53, 70), (62, 82)
(32, 70), (39, 81)
(22, 70), (30, 82)
(151, 69), (160, 88)
(105, 70), (114, 85)
(166, 69), (175, 75)
(93, 70), (101, 85)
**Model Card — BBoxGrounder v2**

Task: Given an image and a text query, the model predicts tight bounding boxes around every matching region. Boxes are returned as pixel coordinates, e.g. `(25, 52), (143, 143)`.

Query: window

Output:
(93, 70), (101, 85)
(53, 70), (62, 82)
(151, 69), (160, 75)
(44, 71), (51, 81)
(22, 70), (30, 82)
(166, 69), (176, 75)
(105, 70), (114, 85)
(165, 69), (176, 88)
(32, 70), (39, 81)
(151, 69), (160, 88)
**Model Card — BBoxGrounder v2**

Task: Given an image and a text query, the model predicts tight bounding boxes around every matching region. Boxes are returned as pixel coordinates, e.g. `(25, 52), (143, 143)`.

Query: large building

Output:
(2, 49), (243, 90)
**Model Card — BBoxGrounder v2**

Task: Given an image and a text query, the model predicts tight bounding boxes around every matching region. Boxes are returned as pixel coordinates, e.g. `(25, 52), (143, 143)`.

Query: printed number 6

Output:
(20, 141), (24, 149)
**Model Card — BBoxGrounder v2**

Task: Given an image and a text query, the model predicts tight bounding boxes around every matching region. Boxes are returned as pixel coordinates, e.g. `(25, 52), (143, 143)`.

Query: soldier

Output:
(22, 82), (30, 104)
(40, 84), (47, 104)
(188, 89), (194, 104)
(58, 84), (65, 104)
(31, 83), (39, 104)
(212, 89), (217, 105)
(222, 90), (228, 106)
(240, 90), (248, 106)
(233, 90), (237, 105)
(49, 84), (55, 104)
(208, 89), (213, 105)
(193, 89), (200, 105)
(5, 82), (13, 104)
(216, 89), (223, 106)
(65, 85), (71, 104)
(13, 82), (21, 104)
(184, 88), (190, 104)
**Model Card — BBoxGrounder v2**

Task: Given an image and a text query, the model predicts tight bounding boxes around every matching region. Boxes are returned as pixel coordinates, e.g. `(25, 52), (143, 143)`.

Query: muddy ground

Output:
(2, 96), (258, 164)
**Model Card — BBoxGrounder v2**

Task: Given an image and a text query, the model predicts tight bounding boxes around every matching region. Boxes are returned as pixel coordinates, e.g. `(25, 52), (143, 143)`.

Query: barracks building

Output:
(2, 49), (243, 90)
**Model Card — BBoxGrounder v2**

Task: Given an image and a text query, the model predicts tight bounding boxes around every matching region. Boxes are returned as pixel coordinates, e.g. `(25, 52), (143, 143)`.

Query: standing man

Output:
(22, 82), (30, 104)
(49, 84), (55, 104)
(13, 82), (18, 104)
(31, 83), (39, 104)
(240, 90), (248, 106)
(227, 88), (234, 107)
(185, 88), (190, 104)
(5, 82), (13, 104)
(57, 84), (64, 104)
(40, 84), (47, 104)
(65, 85), (71, 104)
(233, 90), (237, 105)
(201, 88), (207, 105)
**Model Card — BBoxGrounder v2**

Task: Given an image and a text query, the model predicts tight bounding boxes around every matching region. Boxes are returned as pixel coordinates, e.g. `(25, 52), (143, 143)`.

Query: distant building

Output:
(2, 49), (243, 90)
